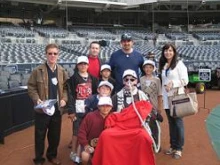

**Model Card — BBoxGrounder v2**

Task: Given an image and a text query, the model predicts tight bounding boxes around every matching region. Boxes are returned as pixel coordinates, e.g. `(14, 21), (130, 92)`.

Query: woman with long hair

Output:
(159, 43), (189, 159)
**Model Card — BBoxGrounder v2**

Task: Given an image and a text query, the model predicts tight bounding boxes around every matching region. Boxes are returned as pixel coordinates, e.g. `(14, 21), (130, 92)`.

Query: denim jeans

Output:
(165, 109), (184, 151)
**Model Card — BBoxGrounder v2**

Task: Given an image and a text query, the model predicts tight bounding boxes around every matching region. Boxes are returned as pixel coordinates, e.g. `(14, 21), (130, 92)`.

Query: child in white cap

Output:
(100, 64), (116, 95)
(140, 60), (163, 147)
(112, 69), (149, 112)
(78, 96), (113, 165)
(85, 80), (113, 113)
(67, 56), (99, 164)
(140, 60), (163, 114)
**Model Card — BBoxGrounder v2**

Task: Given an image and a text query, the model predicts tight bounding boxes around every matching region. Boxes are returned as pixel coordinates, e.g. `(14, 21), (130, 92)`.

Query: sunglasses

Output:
(124, 78), (136, 82)
(48, 52), (58, 56)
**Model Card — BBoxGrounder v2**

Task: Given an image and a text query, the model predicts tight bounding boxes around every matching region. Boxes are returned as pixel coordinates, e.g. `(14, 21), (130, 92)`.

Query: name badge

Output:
(126, 97), (132, 104)
(51, 77), (58, 85)
(75, 100), (85, 113)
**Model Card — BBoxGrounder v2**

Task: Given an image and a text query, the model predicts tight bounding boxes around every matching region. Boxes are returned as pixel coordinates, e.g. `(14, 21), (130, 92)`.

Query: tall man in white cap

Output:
(67, 55), (99, 164)
(78, 96), (113, 165)
(112, 69), (148, 112)
(109, 33), (144, 92)
(28, 43), (68, 165)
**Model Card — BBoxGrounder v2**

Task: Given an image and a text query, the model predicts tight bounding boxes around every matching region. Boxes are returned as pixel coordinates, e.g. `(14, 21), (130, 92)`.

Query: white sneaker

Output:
(173, 150), (182, 159)
(69, 151), (76, 161)
(165, 148), (176, 155)
(74, 156), (81, 164)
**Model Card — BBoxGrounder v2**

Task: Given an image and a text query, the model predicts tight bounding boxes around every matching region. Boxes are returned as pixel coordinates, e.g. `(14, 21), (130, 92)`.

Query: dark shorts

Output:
(73, 113), (85, 136)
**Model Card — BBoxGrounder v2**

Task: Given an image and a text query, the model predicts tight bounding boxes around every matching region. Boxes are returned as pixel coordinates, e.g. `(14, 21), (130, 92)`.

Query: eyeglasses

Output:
(124, 78), (136, 82)
(48, 52), (58, 56)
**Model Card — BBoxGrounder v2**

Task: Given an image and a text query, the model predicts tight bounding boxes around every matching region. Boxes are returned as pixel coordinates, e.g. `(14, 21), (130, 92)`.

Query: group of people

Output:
(27, 33), (189, 165)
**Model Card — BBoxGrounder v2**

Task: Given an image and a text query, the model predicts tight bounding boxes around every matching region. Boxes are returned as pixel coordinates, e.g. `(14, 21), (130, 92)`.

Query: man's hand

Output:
(37, 99), (43, 105)
(60, 99), (66, 107)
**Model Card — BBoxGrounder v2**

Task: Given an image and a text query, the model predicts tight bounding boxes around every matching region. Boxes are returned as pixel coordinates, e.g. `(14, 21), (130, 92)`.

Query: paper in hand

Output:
(34, 99), (57, 116)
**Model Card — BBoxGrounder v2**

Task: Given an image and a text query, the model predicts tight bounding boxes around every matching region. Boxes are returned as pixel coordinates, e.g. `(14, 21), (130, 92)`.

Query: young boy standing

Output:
(100, 64), (115, 95)
(140, 60), (162, 114)
(67, 56), (98, 164)
(140, 60), (163, 146)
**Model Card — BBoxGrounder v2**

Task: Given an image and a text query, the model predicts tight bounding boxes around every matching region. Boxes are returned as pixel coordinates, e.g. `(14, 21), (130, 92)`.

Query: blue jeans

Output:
(165, 109), (184, 151)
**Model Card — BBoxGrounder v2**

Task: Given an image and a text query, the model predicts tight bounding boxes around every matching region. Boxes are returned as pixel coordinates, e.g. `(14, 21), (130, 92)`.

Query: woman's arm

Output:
(172, 61), (189, 88)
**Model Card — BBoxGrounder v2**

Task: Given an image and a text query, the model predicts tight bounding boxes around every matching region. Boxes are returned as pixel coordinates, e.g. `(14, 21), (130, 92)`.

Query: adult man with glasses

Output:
(28, 43), (68, 165)
(109, 33), (144, 92)
(112, 69), (148, 112)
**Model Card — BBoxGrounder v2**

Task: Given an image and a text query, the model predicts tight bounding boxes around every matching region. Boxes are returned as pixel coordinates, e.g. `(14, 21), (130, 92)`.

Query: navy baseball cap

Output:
(121, 33), (132, 41)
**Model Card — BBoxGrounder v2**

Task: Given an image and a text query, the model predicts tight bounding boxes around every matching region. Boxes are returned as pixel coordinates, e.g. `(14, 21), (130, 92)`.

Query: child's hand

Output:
(85, 145), (94, 153)
(90, 138), (98, 147)
(68, 113), (77, 122)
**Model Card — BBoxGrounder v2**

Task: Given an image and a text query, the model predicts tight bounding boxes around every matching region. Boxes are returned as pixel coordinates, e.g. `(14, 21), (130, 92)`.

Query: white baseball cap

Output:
(77, 56), (89, 64)
(98, 81), (114, 91)
(98, 96), (113, 106)
(100, 64), (111, 72)
(143, 60), (156, 71)
(122, 69), (137, 79)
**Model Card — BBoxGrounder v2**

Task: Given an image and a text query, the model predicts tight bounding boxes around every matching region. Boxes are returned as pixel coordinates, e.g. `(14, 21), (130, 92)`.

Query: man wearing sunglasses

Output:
(28, 43), (68, 165)
(109, 33), (144, 92)
(112, 69), (148, 112)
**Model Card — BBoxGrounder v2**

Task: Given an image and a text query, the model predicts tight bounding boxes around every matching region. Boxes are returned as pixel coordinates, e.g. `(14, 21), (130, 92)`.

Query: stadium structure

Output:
(1, 0), (220, 90)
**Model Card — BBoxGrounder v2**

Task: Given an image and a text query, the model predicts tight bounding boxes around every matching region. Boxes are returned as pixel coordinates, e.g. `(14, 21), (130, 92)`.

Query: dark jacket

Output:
(67, 72), (98, 114)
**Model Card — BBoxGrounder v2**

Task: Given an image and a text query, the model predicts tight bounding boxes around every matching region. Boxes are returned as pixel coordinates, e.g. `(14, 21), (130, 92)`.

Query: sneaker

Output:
(73, 156), (81, 164)
(164, 148), (176, 155)
(69, 152), (76, 161)
(173, 150), (182, 159)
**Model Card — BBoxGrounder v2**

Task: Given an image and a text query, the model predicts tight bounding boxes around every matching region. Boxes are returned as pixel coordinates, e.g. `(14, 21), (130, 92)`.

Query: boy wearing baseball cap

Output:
(85, 80), (113, 113)
(112, 69), (149, 112)
(78, 96), (113, 165)
(140, 60), (162, 114)
(140, 60), (163, 146)
(67, 56), (99, 164)
(100, 64), (116, 95)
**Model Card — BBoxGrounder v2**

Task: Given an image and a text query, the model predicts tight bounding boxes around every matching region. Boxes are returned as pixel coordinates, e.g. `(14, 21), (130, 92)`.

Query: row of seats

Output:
(34, 26), (69, 38)
(113, 29), (156, 40)
(1, 43), (220, 74)
(165, 33), (188, 40)
(193, 32), (220, 41)
(0, 71), (30, 90)
(70, 27), (117, 40)
(0, 43), (77, 64)
(0, 25), (36, 37)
